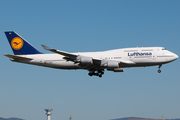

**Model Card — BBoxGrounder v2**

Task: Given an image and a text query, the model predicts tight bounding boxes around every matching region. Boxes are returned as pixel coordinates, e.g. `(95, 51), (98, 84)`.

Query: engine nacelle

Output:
(101, 60), (119, 68)
(81, 57), (93, 64)
(107, 68), (124, 72)
(75, 56), (93, 64)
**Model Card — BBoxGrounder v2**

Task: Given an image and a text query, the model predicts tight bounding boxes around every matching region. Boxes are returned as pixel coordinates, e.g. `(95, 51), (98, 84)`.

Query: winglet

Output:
(41, 44), (58, 53)
(41, 44), (51, 50)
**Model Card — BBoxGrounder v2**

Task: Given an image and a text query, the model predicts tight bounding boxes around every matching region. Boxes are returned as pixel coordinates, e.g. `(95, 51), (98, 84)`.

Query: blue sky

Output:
(0, 1), (180, 120)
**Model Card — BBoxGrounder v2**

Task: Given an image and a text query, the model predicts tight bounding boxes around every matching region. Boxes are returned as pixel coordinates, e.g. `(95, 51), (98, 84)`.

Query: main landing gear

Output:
(88, 70), (104, 78)
(158, 65), (162, 73)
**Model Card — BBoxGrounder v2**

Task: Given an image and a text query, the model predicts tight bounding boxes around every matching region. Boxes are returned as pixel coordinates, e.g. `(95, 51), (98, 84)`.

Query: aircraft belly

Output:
(19, 59), (80, 69)
(37, 60), (79, 69)
(120, 61), (168, 68)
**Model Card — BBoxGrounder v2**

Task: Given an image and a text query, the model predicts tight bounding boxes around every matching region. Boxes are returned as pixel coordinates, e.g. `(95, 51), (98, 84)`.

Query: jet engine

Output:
(74, 56), (93, 64)
(101, 60), (119, 68)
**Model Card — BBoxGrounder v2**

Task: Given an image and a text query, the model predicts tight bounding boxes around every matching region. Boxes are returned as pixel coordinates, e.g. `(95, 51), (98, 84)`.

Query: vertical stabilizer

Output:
(5, 31), (42, 55)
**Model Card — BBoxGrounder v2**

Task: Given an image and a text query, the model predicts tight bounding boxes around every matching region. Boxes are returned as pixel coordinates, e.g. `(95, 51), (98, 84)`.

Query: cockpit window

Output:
(162, 48), (166, 50)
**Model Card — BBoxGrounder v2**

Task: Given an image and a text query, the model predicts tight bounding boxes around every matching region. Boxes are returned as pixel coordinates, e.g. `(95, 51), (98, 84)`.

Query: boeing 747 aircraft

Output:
(4, 31), (178, 77)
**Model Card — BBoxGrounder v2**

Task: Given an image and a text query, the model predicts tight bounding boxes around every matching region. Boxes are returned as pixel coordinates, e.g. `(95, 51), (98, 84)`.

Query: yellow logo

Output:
(11, 37), (23, 50)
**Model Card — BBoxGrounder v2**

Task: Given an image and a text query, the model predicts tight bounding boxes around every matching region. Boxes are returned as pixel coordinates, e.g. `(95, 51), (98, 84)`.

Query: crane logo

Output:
(11, 37), (23, 50)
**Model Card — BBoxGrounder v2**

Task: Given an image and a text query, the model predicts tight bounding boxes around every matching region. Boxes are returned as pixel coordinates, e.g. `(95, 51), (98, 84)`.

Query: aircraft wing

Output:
(116, 59), (135, 64)
(3, 54), (33, 60)
(41, 45), (135, 64)
(41, 45), (77, 59)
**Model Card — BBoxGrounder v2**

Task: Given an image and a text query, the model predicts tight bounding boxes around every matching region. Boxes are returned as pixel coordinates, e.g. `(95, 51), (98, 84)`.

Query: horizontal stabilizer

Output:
(3, 54), (32, 60)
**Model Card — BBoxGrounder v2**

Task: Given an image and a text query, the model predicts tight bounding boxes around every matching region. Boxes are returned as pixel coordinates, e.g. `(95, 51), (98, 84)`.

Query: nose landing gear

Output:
(158, 65), (162, 73)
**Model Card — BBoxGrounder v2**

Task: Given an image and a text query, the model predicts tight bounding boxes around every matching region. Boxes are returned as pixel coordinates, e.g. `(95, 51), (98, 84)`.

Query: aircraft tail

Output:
(5, 31), (42, 55)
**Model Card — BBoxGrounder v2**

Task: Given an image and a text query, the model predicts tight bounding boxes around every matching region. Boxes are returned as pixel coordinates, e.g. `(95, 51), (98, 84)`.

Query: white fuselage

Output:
(11, 47), (178, 70)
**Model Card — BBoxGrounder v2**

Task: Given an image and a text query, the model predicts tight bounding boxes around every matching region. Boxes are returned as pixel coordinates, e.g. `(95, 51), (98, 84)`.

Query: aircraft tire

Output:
(88, 73), (93, 76)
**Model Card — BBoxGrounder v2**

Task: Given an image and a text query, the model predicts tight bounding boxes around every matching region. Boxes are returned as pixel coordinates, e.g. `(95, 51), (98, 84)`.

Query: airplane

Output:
(3, 31), (178, 77)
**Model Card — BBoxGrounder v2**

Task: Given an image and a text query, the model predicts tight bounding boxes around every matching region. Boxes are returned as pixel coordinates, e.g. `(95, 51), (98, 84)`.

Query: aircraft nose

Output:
(174, 53), (178, 60)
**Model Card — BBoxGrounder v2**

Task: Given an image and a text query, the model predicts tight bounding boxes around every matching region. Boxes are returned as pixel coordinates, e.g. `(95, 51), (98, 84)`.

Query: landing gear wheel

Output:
(88, 70), (104, 77)
(88, 73), (93, 76)
(158, 65), (162, 73)
(158, 69), (161, 73)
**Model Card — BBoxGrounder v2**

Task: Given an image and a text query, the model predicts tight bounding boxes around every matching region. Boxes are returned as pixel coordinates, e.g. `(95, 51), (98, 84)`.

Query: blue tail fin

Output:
(5, 31), (42, 55)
